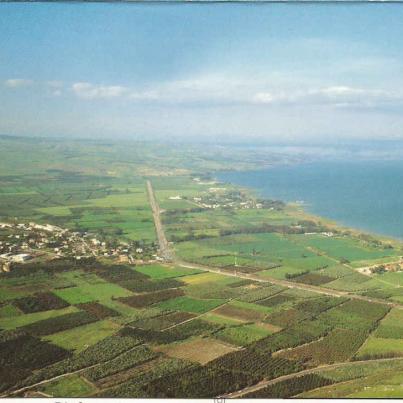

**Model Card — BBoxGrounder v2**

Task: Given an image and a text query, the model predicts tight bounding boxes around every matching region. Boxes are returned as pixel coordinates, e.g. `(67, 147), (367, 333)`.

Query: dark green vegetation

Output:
(244, 374), (334, 398)
(0, 331), (72, 392)
(1, 136), (403, 398)
(19, 311), (98, 336)
(13, 292), (69, 313)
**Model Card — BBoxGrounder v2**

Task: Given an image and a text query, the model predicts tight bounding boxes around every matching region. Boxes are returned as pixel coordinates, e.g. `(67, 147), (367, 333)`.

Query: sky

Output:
(1, 3), (403, 143)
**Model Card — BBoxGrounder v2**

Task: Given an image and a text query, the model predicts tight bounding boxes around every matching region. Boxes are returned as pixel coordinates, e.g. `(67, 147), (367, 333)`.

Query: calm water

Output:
(218, 160), (403, 240)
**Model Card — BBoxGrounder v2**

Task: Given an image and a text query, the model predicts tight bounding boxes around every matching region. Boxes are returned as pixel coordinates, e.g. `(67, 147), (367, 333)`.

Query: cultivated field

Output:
(1, 137), (403, 398)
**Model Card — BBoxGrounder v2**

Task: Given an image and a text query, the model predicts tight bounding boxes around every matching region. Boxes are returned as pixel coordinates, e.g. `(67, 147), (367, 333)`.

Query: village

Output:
(0, 221), (157, 272)
(169, 179), (285, 211)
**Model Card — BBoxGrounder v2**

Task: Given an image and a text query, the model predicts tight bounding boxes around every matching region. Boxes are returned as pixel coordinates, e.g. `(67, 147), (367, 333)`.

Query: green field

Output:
(54, 272), (133, 304)
(40, 374), (96, 397)
(215, 323), (272, 346)
(0, 305), (79, 330)
(355, 336), (403, 359)
(134, 264), (202, 279)
(44, 320), (120, 352)
(157, 296), (226, 314)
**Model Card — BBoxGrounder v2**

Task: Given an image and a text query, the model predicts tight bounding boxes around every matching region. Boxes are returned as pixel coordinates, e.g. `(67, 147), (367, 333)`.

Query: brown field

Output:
(213, 304), (265, 322)
(154, 337), (237, 364)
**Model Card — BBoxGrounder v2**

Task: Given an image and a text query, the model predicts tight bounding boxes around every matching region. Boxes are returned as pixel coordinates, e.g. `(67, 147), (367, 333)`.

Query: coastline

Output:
(214, 172), (403, 248)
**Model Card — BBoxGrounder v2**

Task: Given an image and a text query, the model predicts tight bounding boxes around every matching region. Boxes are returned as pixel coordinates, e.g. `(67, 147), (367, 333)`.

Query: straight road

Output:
(146, 180), (173, 261)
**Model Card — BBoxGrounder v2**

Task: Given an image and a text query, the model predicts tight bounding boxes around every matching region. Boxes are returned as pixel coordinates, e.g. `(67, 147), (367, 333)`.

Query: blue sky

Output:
(1, 3), (403, 142)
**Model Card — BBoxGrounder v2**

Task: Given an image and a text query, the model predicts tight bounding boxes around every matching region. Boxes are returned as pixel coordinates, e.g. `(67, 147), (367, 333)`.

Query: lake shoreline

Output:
(216, 161), (403, 244)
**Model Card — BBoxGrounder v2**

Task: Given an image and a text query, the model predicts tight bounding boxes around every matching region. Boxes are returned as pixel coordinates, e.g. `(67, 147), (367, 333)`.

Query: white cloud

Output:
(4, 78), (33, 88)
(64, 77), (403, 111)
(72, 82), (128, 99)
(252, 85), (402, 109)
(253, 92), (275, 104)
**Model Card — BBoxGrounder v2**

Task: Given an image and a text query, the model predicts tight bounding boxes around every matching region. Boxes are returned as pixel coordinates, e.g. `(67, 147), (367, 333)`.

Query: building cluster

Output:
(188, 187), (266, 210)
(369, 261), (403, 274)
(0, 221), (156, 272)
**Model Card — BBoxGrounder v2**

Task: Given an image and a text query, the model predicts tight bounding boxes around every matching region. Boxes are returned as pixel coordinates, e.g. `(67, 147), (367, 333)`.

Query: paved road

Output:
(146, 180), (173, 261)
(221, 356), (403, 398)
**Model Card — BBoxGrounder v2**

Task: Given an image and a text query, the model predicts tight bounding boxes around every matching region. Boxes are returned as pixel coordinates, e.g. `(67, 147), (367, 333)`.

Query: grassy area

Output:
(157, 296), (226, 314)
(40, 374), (95, 397)
(0, 305), (79, 330)
(0, 286), (30, 302)
(215, 323), (272, 346)
(134, 264), (202, 280)
(54, 271), (133, 304)
(355, 336), (403, 358)
(180, 271), (237, 285)
(0, 303), (21, 318)
(44, 320), (120, 352)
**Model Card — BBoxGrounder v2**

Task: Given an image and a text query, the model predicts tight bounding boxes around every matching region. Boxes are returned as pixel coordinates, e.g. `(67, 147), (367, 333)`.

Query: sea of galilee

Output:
(219, 160), (403, 240)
